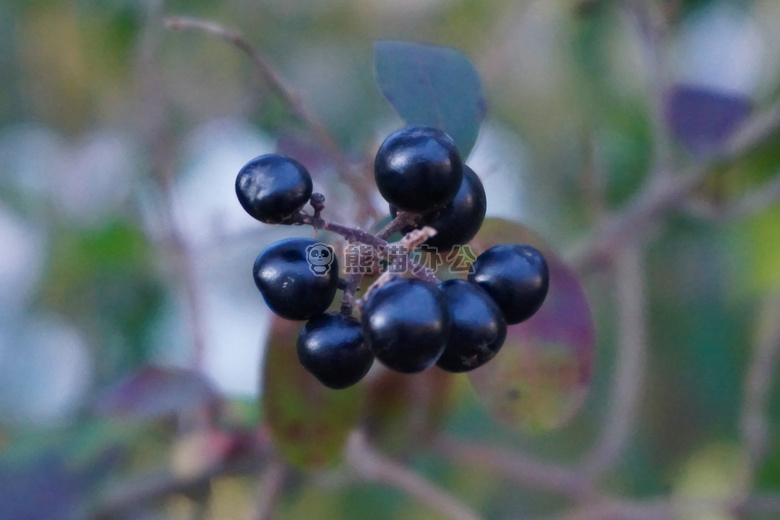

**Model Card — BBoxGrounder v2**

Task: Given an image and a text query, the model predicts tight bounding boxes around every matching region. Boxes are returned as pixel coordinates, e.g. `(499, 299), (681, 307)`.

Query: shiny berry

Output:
(297, 313), (374, 389)
(360, 279), (450, 373)
(436, 279), (506, 372)
(253, 238), (338, 320)
(390, 165), (486, 251)
(236, 154), (313, 224)
(374, 126), (463, 213)
(468, 244), (549, 325)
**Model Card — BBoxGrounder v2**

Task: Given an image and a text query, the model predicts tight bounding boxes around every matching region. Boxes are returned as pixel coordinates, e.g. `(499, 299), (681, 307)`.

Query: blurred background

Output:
(2, 0), (780, 518)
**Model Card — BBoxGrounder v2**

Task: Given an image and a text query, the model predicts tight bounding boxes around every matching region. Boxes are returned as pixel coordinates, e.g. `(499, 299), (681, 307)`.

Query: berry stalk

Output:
(293, 210), (440, 313)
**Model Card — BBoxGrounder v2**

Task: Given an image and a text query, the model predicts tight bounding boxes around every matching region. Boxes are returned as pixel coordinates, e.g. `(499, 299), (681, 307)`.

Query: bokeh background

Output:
(2, 0), (780, 518)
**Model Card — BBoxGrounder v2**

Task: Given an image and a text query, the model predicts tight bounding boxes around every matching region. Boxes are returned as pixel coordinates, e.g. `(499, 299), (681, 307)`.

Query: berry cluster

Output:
(236, 126), (549, 389)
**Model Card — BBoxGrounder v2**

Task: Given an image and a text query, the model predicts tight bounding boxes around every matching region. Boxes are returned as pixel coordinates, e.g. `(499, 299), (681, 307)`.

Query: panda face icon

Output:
(306, 243), (335, 275)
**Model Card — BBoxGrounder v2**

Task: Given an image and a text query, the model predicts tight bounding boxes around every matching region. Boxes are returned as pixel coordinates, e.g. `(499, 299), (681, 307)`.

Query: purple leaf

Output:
(374, 41), (486, 158)
(0, 448), (120, 520)
(94, 366), (221, 420)
(467, 219), (596, 432)
(665, 84), (752, 157)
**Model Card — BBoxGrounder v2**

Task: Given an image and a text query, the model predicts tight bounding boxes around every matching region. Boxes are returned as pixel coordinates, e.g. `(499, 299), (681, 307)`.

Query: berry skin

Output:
(436, 279), (507, 373)
(297, 313), (374, 389)
(361, 279), (450, 373)
(374, 126), (463, 213)
(253, 238), (338, 320)
(468, 244), (549, 325)
(236, 154), (313, 224)
(390, 165), (486, 251)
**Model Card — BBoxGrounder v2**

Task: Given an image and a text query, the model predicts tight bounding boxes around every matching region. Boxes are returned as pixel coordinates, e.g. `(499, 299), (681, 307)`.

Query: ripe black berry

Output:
(297, 313), (374, 389)
(374, 126), (463, 213)
(253, 238), (339, 320)
(390, 165), (486, 251)
(361, 279), (450, 373)
(236, 154), (313, 224)
(436, 279), (507, 373)
(468, 244), (549, 325)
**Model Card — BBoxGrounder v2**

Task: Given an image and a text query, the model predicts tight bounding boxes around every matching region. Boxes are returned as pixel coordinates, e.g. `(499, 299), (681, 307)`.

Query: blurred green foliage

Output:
(1, 0), (780, 519)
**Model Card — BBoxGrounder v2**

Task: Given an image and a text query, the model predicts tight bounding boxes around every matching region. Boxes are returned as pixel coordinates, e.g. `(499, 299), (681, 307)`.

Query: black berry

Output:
(436, 279), (507, 373)
(297, 313), (374, 389)
(361, 279), (450, 373)
(236, 154), (313, 224)
(468, 244), (549, 325)
(390, 165), (486, 251)
(374, 126), (463, 213)
(253, 238), (339, 320)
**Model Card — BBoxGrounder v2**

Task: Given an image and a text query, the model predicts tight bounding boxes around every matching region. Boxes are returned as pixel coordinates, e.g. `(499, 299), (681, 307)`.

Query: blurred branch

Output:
(579, 130), (606, 223)
(569, 95), (780, 272)
(96, 469), (215, 519)
(620, 0), (673, 180)
(137, 2), (208, 370)
(744, 493), (780, 515)
(475, 0), (534, 86)
(347, 431), (483, 520)
(582, 241), (646, 478)
(247, 458), (287, 520)
(95, 432), (269, 519)
(733, 290), (780, 505)
(432, 435), (595, 501)
(535, 493), (780, 520)
(163, 16), (379, 221)
(685, 173), (780, 221)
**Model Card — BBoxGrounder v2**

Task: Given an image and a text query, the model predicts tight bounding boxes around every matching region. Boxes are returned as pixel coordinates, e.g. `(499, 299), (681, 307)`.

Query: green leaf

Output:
(41, 220), (163, 369)
(262, 316), (364, 470)
(467, 219), (596, 433)
(374, 41), (486, 158)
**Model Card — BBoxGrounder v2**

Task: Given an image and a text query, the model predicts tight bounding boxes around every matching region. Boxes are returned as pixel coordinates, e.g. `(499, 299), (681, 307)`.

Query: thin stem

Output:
(299, 213), (388, 251)
(733, 290), (780, 504)
(347, 431), (483, 520)
(137, 3), (208, 371)
(296, 212), (441, 285)
(163, 16), (378, 220)
(685, 172), (780, 221)
(376, 211), (421, 240)
(579, 128), (605, 222)
(582, 240), (646, 478)
(621, 0), (673, 179)
(247, 459), (287, 520)
(534, 494), (780, 520)
(405, 261), (441, 284)
(569, 94), (780, 272)
(432, 435), (595, 501)
(339, 271), (365, 315)
(354, 270), (400, 311)
(95, 451), (269, 519)
(337, 212), (425, 315)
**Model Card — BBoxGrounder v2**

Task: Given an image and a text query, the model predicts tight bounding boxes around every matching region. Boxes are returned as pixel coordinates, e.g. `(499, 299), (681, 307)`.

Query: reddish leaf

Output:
(94, 366), (220, 420)
(262, 317), (364, 470)
(467, 219), (596, 432)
